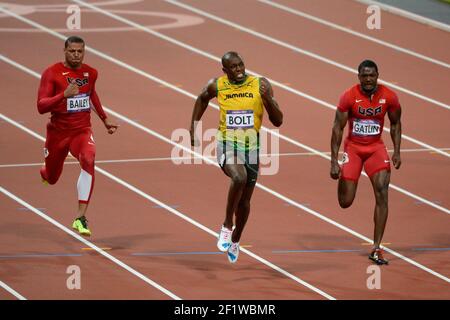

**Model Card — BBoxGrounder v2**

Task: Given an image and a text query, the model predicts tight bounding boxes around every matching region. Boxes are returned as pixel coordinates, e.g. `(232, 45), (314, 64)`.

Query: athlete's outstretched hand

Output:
(392, 152), (401, 169)
(103, 118), (119, 134)
(330, 161), (341, 180)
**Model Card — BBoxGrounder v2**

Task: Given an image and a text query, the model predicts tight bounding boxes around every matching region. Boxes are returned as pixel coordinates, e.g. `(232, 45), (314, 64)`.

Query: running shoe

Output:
(217, 225), (233, 252)
(369, 248), (388, 265)
(72, 216), (91, 236)
(227, 242), (240, 264)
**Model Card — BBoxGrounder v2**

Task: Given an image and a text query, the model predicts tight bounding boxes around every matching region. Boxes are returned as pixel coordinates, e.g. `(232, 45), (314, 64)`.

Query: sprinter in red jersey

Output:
(330, 60), (402, 265)
(37, 36), (118, 236)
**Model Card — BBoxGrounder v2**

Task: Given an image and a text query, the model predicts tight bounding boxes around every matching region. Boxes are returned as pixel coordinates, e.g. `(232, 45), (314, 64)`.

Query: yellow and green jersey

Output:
(216, 75), (264, 151)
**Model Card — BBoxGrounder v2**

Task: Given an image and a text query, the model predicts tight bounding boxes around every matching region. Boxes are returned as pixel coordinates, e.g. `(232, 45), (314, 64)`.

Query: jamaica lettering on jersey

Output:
(216, 75), (264, 151)
(224, 92), (254, 100)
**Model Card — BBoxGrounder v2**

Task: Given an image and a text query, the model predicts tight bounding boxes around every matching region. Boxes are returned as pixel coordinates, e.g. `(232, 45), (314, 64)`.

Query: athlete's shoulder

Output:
(201, 77), (218, 97)
(81, 63), (98, 77)
(216, 75), (230, 89)
(41, 63), (62, 81)
(257, 76), (268, 85)
(206, 77), (219, 87)
(379, 85), (401, 109)
(337, 85), (356, 112)
(340, 84), (358, 101)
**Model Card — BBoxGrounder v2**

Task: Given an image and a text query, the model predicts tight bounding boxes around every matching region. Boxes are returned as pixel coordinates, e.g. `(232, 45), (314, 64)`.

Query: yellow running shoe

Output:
(41, 178), (48, 186)
(72, 216), (91, 236)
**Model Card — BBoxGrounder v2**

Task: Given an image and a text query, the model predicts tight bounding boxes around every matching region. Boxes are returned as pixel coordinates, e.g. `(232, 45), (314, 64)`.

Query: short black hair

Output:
(358, 60), (378, 73)
(221, 51), (241, 68)
(65, 36), (85, 48)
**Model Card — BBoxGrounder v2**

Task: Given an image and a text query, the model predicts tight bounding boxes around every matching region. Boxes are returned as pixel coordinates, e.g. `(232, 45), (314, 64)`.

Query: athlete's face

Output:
(358, 67), (378, 93)
(64, 42), (85, 69)
(222, 56), (246, 83)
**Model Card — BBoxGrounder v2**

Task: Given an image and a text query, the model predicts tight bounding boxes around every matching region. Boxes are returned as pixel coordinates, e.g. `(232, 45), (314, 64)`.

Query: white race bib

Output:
(67, 93), (90, 113)
(226, 110), (254, 129)
(352, 119), (381, 136)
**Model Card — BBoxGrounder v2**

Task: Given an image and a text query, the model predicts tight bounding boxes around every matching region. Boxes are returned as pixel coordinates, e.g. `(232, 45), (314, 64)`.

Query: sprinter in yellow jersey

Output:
(190, 52), (283, 263)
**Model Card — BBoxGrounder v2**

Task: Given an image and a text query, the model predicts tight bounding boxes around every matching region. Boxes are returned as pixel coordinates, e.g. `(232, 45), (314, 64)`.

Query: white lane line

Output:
(2, 60), (449, 285)
(1, 147), (449, 169)
(354, 0), (450, 32)
(0, 280), (26, 300)
(0, 185), (181, 300)
(69, 0), (450, 159)
(164, 0), (450, 111)
(0, 45), (448, 215)
(259, 0), (450, 68)
(0, 114), (335, 301)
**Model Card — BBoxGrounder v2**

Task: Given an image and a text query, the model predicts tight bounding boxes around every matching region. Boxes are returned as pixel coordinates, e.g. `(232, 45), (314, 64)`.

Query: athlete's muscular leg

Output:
(222, 157), (247, 230)
(338, 179), (358, 208)
(70, 130), (96, 218)
(41, 129), (70, 184)
(369, 170), (390, 249)
(232, 183), (256, 243)
(338, 145), (362, 208)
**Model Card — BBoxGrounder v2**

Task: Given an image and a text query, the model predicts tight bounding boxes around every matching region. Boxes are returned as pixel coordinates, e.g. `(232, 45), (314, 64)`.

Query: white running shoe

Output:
(217, 225), (233, 252)
(227, 242), (240, 263)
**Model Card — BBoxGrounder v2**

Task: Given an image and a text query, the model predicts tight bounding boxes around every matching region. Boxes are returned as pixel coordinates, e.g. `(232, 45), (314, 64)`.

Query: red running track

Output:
(0, 0), (449, 300)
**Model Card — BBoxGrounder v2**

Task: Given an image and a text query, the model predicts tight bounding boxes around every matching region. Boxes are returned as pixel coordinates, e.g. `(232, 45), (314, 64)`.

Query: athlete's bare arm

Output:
(259, 77), (283, 127)
(190, 78), (217, 147)
(388, 107), (402, 169)
(330, 109), (348, 179)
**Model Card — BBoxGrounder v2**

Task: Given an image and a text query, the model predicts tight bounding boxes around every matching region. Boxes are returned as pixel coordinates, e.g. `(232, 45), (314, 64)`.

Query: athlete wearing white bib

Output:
(190, 52), (283, 264)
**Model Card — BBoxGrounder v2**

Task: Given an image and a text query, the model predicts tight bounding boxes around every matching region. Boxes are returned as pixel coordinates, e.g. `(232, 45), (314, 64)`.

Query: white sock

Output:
(77, 169), (92, 202)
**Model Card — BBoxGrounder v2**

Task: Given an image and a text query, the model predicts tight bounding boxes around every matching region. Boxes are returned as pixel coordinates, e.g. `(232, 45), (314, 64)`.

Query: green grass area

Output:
(439, 0), (450, 4)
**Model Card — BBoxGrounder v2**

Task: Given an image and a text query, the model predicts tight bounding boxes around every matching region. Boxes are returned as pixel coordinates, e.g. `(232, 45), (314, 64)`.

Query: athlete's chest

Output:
(219, 79), (260, 103)
(54, 69), (92, 93)
(350, 95), (388, 120)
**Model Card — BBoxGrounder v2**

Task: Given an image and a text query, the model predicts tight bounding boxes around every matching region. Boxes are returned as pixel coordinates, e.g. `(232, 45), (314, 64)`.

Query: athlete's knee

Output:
(374, 187), (389, 206)
(79, 152), (95, 173)
(338, 196), (353, 209)
(373, 178), (389, 199)
(338, 180), (356, 208)
(41, 166), (60, 185)
(46, 176), (59, 185)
